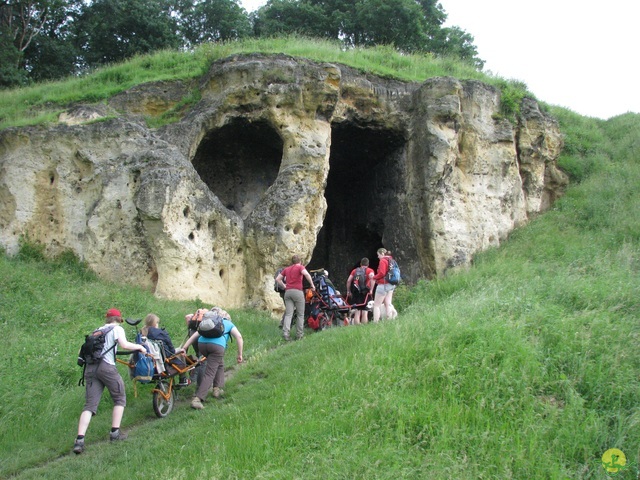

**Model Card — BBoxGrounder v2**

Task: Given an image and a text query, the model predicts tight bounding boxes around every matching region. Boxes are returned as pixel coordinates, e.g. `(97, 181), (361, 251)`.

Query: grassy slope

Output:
(1, 115), (638, 479)
(0, 36), (526, 130)
(1, 42), (639, 479)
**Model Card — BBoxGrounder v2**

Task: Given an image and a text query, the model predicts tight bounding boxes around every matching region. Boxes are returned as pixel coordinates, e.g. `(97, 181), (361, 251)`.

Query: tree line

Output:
(0, 0), (484, 88)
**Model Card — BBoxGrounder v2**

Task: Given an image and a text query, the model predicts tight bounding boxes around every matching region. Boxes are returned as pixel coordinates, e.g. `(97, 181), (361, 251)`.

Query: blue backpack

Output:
(131, 333), (154, 383)
(385, 258), (401, 285)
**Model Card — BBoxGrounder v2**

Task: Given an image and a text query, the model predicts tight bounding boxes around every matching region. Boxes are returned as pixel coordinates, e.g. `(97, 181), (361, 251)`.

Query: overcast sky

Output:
(239, 0), (640, 119)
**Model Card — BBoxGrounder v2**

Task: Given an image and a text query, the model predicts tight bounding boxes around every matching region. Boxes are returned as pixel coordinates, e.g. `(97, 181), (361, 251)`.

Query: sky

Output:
(239, 0), (640, 119)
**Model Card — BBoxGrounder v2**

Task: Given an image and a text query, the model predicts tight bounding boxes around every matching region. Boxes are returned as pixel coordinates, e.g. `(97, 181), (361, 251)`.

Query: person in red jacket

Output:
(372, 248), (398, 322)
(275, 255), (316, 341)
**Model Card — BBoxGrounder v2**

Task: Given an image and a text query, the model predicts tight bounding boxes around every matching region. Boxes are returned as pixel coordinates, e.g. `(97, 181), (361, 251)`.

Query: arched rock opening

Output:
(192, 118), (283, 219)
(308, 121), (406, 284)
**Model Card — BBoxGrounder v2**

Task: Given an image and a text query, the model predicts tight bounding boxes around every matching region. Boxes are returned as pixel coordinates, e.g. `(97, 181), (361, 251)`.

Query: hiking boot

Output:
(212, 387), (225, 398)
(191, 397), (204, 409)
(72, 438), (85, 454)
(109, 429), (128, 442)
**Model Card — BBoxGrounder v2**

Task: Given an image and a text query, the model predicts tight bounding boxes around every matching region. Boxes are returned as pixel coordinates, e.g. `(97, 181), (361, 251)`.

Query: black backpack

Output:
(77, 325), (116, 367)
(352, 267), (368, 294)
(198, 312), (226, 338)
(77, 325), (117, 386)
(274, 268), (286, 293)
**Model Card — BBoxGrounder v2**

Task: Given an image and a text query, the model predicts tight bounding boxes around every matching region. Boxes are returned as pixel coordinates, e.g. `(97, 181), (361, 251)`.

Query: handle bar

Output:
(116, 350), (152, 357)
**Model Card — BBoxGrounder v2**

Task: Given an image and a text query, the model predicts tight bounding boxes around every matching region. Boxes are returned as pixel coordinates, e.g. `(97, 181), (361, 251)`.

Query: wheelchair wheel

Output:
(317, 312), (330, 330)
(153, 380), (175, 418)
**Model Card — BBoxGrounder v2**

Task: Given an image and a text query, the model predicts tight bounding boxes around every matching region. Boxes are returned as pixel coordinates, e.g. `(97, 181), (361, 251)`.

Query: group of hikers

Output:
(73, 306), (243, 454)
(275, 247), (399, 341)
(72, 247), (398, 454)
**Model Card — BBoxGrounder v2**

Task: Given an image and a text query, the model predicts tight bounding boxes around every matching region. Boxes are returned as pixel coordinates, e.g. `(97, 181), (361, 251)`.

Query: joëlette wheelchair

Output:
(116, 318), (204, 418)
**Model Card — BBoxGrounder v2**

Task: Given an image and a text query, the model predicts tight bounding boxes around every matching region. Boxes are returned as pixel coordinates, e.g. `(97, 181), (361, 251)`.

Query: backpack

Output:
(77, 325), (116, 367)
(385, 258), (401, 285)
(352, 267), (368, 294)
(198, 311), (226, 338)
(130, 333), (154, 383)
(77, 325), (117, 386)
(274, 267), (286, 293)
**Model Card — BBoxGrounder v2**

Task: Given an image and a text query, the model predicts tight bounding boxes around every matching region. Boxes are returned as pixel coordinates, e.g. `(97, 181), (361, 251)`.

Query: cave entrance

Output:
(192, 118), (283, 219)
(308, 122), (406, 285)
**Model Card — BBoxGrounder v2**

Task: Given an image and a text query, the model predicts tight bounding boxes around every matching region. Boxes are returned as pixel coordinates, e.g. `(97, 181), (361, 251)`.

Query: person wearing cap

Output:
(73, 308), (146, 455)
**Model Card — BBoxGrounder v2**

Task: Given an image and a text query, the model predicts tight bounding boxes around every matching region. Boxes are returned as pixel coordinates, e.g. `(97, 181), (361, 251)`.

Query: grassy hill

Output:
(1, 40), (640, 479)
(0, 36), (528, 130)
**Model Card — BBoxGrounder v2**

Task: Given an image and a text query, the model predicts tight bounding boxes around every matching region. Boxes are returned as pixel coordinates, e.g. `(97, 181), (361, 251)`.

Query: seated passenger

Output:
(141, 313), (189, 386)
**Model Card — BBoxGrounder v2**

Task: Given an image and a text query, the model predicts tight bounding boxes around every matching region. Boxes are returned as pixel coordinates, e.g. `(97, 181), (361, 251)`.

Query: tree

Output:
(22, 0), (82, 81)
(0, 26), (28, 86)
(429, 25), (484, 69)
(253, 0), (484, 67)
(352, 0), (426, 51)
(1, 0), (52, 54)
(253, 0), (333, 39)
(75, 0), (182, 67)
(0, 0), (64, 86)
(415, 0), (447, 29)
(182, 0), (251, 45)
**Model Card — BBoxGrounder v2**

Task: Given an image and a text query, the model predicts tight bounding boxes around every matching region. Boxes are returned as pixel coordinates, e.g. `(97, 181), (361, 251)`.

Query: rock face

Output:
(0, 53), (567, 312)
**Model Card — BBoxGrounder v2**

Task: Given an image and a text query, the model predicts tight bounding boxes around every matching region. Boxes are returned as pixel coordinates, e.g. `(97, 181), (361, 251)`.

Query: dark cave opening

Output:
(308, 122), (406, 287)
(191, 117), (405, 288)
(192, 118), (283, 219)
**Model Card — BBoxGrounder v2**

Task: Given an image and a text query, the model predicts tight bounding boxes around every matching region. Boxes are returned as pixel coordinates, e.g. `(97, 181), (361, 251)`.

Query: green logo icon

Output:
(602, 448), (628, 476)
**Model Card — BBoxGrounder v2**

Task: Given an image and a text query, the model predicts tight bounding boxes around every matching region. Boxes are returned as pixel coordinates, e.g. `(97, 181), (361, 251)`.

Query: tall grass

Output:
(0, 245), (283, 477)
(0, 36), (524, 130)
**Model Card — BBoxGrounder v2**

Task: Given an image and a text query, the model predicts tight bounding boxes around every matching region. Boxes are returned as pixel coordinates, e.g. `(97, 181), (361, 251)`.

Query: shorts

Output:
(83, 360), (126, 414)
(350, 290), (370, 310)
(375, 283), (396, 296)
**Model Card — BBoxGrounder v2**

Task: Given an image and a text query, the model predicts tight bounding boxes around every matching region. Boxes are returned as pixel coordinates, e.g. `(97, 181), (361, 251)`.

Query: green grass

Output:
(0, 35), (529, 130)
(1, 43), (640, 479)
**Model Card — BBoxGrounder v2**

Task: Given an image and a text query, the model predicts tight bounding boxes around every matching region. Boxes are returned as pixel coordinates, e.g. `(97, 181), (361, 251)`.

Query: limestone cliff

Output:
(0, 53), (567, 312)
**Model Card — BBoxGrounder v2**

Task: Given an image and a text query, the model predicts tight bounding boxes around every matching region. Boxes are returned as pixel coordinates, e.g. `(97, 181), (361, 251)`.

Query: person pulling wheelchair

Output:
(175, 307), (244, 410)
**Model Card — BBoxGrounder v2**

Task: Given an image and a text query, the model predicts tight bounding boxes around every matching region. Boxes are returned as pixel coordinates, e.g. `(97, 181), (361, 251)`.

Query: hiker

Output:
(73, 308), (146, 455)
(183, 308), (211, 386)
(346, 257), (375, 325)
(372, 248), (398, 322)
(141, 313), (189, 386)
(175, 306), (244, 410)
(275, 255), (316, 341)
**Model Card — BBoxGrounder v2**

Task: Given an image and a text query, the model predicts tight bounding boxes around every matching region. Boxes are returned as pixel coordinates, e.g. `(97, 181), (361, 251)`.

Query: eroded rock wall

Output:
(0, 54), (567, 312)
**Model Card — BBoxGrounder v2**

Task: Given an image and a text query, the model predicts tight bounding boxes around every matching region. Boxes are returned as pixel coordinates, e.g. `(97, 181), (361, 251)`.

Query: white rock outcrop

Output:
(0, 54), (567, 312)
